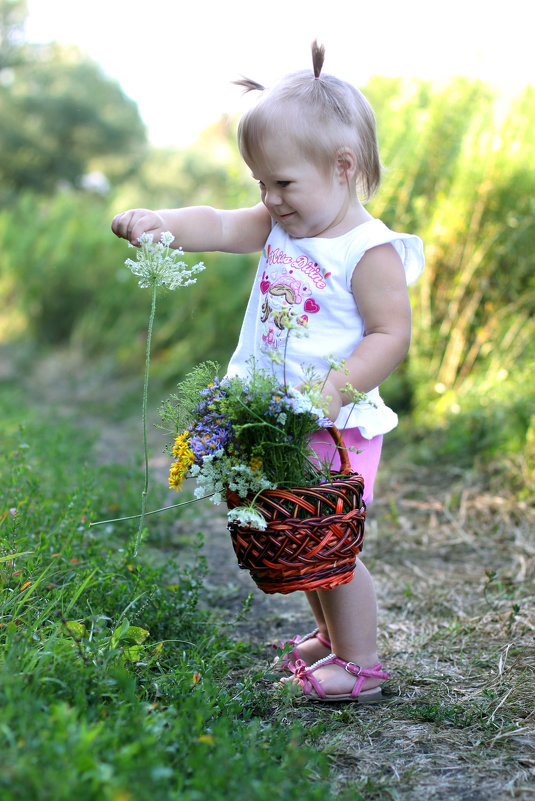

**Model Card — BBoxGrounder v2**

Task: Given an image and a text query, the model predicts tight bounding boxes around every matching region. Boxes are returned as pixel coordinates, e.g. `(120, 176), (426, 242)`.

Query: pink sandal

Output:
(273, 628), (332, 672)
(292, 654), (390, 703)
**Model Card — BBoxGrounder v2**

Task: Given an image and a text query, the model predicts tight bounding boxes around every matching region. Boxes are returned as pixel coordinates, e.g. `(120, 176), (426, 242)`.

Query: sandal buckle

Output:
(344, 661), (361, 676)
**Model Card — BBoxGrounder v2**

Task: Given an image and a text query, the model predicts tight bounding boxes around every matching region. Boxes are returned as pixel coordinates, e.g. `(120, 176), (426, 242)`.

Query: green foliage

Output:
(0, 192), (127, 343)
(363, 77), (534, 471)
(160, 360), (221, 432)
(397, 362), (534, 486)
(368, 77), (535, 403)
(0, 0), (27, 70)
(406, 701), (485, 727)
(0, 191), (257, 375)
(0, 382), (332, 801)
(115, 116), (257, 211)
(0, 23), (147, 200)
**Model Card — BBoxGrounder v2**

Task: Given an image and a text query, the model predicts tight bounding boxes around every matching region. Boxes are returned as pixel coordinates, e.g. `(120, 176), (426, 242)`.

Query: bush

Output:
(0, 192), (257, 380)
(393, 364), (534, 488)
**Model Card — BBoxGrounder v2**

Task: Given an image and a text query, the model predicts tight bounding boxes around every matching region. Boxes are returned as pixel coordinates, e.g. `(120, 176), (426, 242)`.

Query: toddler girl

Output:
(112, 42), (424, 703)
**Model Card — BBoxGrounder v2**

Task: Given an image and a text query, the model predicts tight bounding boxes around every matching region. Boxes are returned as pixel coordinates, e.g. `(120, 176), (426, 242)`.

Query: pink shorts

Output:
(308, 428), (383, 504)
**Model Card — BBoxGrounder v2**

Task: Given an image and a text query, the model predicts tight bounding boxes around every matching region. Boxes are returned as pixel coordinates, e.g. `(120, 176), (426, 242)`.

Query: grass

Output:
(1, 345), (534, 800)
(0, 359), (333, 801)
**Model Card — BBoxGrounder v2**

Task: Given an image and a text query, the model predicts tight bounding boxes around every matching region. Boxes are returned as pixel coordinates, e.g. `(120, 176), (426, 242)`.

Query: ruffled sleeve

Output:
(345, 218), (424, 289)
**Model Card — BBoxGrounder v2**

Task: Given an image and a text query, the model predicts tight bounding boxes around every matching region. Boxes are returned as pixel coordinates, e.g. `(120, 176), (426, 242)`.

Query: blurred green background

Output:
(1, 0), (533, 484)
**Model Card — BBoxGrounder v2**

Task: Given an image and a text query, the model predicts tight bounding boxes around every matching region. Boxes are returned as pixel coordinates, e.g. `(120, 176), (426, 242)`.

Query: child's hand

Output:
(321, 376), (343, 422)
(111, 209), (167, 246)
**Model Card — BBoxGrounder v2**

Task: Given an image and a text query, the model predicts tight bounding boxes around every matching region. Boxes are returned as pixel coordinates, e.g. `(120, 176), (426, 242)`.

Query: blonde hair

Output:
(234, 41), (381, 200)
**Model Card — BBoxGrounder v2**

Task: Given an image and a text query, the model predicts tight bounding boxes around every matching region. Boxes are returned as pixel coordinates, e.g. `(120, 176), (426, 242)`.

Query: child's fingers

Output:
(111, 210), (139, 243)
(111, 209), (161, 245)
(111, 210), (129, 238)
(321, 377), (342, 421)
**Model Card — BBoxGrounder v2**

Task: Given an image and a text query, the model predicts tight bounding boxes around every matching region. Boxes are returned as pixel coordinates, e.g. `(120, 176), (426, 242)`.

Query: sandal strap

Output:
(315, 631), (332, 649)
(284, 627), (331, 649)
(294, 654), (390, 699)
(276, 628), (332, 666)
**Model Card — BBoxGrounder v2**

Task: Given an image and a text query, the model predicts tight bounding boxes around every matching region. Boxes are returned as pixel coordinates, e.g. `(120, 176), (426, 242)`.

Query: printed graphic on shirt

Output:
(259, 243), (330, 351)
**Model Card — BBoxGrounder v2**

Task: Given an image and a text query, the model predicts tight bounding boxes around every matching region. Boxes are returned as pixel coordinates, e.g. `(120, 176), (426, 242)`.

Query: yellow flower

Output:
(169, 432), (195, 491)
(249, 456), (262, 473)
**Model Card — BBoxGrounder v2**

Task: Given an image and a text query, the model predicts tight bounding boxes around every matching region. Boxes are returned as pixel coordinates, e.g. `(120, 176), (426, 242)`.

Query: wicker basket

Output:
(226, 426), (366, 594)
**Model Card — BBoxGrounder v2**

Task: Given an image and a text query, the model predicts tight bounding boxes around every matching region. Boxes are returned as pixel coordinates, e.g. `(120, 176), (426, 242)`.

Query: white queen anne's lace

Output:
(286, 388), (331, 426)
(125, 232), (205, 289)
(190, 453), (274, 504)
(227, 506), (268, 531)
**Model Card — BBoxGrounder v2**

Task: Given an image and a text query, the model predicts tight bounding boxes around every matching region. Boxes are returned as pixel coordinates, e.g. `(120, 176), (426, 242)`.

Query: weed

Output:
(405, 701), (484, 728)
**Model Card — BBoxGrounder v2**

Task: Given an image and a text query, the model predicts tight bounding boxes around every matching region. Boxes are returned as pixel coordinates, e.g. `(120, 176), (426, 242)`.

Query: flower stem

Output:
(134, 282), (157, 556)
(89, 494), (214, 528)
(283, 328), (290, 387)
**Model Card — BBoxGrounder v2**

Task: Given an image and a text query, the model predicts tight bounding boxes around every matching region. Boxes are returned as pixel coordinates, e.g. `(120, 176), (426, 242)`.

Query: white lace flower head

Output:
(125, 232), (205, 289)
(227, 506), (268, 530)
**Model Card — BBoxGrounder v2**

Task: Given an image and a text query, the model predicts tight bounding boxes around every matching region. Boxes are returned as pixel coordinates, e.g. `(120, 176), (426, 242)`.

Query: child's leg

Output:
(304, 590), (327, 635)
(318, 559), (378, 665)
(292, 559), (382, 695)
(289, 590), (332, 665)
(288, 559), (379, 674)
(285, 430), (384, 685)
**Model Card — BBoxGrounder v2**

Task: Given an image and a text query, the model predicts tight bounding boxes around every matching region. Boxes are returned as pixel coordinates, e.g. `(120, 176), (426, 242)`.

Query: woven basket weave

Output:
(226, 426), (366, 594)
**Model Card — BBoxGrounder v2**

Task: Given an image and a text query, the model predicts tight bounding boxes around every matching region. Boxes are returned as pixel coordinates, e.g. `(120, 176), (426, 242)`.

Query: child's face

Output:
(248, 136), (354, 239)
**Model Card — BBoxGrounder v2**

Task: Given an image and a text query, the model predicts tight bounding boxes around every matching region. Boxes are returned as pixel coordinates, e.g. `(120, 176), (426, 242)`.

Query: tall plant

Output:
(123, 233), (204, 554)
(369, 78), (535, 398)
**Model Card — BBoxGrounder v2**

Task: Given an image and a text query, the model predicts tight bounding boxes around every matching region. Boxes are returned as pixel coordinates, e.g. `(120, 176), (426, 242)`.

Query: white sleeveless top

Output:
(227, 218), (424, 438)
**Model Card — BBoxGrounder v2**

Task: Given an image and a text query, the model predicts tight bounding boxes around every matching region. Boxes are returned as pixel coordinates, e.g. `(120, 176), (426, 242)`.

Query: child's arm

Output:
(322, 243), (412, 421)
(111, 203), (272, 254)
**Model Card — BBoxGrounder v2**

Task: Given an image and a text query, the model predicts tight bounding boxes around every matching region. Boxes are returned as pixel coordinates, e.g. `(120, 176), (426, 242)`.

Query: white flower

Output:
(228, 463), (274, 497)
(227, 506), (267, 530)
(160, 231), (174, 247)
(125, 231), (205, 289)
(286, 387), (329, 423)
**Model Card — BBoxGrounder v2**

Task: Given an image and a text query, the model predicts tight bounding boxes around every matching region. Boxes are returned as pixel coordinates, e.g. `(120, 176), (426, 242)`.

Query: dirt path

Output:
(21, 346), (535, 799)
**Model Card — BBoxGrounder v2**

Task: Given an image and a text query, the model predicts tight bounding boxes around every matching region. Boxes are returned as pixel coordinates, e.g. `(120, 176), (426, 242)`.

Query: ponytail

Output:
(311, 39), (325, 79)
(233, 77), (265, 93)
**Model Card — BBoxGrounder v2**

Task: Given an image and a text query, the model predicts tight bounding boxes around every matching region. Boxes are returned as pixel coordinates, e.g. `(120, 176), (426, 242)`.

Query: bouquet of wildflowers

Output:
(93, 232), (368, 554)
(159, 354), (366, 530)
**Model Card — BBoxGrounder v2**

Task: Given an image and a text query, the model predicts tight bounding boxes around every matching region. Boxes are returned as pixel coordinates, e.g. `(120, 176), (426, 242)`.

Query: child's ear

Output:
(335, 148), (357, 182)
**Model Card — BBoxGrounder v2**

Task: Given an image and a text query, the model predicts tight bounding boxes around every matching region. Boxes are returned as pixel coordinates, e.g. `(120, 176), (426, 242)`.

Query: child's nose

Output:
(264, 189), (282, 207)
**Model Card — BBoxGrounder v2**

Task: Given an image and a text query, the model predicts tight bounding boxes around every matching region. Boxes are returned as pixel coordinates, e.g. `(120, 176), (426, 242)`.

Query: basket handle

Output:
(327, 425), (352, 475)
